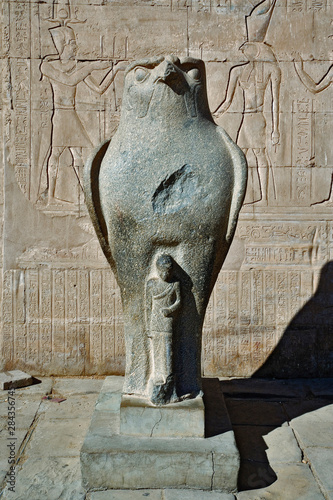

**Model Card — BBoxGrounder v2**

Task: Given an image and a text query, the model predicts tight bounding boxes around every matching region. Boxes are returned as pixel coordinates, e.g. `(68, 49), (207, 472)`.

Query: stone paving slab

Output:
(0, 378), (53, 398)
(41, 394), (100, 420)
(25, 416), (92, 457)
(225, 400), (286, 426)
(164, 489), (236, 499)
(0, 429), (28, 462)
(0, 371), (34, 390)
(304, 446), (333, 497)
(87, 490), (163, 500)
(236, 463), (326, 500)
(52, 378), (104, 397)
(0, 429), (29, 491)
(87, 489), (236, 499)
(263, 424), (302, 464)
(290, 412), (333, 448)
(0, 465), (7, 487)
(220, 379), (308, 399)
(0, 395), (42, 431)
(1, 457), (85, 500)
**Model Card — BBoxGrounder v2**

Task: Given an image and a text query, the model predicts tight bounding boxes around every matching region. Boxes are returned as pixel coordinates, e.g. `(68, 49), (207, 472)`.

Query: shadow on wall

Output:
(254, 261), (333, 378)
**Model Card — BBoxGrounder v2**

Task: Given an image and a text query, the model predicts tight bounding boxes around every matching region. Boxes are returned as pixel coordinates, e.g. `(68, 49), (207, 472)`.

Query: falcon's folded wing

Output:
(217, 126), (248, 243)
(84, 140), (116, 271)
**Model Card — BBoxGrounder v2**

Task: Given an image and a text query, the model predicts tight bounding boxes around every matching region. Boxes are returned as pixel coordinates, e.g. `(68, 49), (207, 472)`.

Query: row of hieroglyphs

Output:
(2, 264), (330, 376)
(1, 0), (332, 221)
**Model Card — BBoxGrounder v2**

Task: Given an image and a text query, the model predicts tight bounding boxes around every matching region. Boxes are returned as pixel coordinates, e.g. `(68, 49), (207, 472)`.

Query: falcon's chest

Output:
(99, 121), (234, 237)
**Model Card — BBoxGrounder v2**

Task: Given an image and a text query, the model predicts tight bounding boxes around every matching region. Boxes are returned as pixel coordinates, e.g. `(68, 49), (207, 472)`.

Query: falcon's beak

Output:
(154, 60), (189, 95)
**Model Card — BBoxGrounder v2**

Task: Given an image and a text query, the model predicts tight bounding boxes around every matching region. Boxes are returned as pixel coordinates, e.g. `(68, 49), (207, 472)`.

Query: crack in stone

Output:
(150, 410), (163, 437)
(211, 451), (215, 490)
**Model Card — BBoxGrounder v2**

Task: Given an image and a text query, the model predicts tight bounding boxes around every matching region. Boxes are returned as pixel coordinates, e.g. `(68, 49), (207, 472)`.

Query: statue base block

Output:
(80, 376), (240, 492)
(120, 393), (205, 437)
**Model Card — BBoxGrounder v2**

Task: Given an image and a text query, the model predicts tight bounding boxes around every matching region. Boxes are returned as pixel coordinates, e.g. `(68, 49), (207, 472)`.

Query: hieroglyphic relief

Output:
(294, 53), (333, 205)
(1, 0), (332, 377)
(214, 0), (281, 206)
(38, 1), (126, 213)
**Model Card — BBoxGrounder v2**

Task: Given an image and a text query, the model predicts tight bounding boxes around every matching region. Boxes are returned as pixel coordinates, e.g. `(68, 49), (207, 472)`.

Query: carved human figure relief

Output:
(146, 254), (181, 404)
(214, 0), (281, 206)
(294, 51), (333, 206)
(39, 0), (125, 208)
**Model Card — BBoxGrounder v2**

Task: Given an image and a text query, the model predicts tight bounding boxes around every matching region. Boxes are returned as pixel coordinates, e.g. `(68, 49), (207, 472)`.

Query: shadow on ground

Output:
(219, 377), (333, 491)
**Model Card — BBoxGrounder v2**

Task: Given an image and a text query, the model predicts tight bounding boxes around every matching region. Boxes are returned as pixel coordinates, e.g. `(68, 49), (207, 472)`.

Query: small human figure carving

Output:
(146, 254), (181, 404)
(294, 54), (333, 206)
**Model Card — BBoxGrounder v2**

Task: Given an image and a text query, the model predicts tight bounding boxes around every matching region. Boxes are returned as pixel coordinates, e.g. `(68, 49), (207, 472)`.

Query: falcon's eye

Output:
(187, 68), (201, 81)
(134, 67), (149, 83)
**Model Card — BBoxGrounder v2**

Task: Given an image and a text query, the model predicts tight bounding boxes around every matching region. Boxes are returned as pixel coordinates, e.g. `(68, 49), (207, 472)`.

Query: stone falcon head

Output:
(121, 55), (213, 122)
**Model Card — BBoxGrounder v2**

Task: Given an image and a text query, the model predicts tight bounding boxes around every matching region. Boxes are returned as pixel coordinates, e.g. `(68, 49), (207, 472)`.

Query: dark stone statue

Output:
(84, 55), (247, 405)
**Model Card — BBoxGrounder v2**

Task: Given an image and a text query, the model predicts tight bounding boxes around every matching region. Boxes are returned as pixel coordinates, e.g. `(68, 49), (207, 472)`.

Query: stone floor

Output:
(0, 376), (332, 500)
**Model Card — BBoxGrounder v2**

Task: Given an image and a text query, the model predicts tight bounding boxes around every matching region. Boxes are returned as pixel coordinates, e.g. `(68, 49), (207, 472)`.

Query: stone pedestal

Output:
(80, 376), (240, 492)
(120, 393), (205, 437)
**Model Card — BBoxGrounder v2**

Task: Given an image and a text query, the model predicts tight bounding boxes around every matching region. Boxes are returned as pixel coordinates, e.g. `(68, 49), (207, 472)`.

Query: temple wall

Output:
(1, 0), (332, 377)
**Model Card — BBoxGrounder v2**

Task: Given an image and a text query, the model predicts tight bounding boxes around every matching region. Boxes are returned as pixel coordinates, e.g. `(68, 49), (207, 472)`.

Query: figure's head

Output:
(239, 42), (260, 61)
(156, 254), (174, 282)
(121, 55), (212, 121)
(50, 26), (77, 59)
(239, 41), (276, 62)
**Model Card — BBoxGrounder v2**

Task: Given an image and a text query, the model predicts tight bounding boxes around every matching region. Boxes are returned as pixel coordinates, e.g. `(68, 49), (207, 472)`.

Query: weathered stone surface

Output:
(304, 446), (333, 498)
(0, 371), (34, 390)
(52, 378), (104, 397)
(290, 406), (333, 448)
(6, 378), (53, 397)
(164, 491), (236, 500)
(0, 457), (85, 500)
(120, 394), (205, 437)
(87, 491), (163, 500)
(81, 376), (240, 491)
(236, 463), (326, 500)
(42, 394), (100, 420)
(1, 0), (333, 379)
(0, 395), (41, 431)
(84, 55), (247, 404)
(264, 424), (303, 464)
(26, 417), (92, 457)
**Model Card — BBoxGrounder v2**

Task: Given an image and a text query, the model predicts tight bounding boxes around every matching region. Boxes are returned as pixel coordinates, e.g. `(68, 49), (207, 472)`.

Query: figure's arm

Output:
(84, 61), (127, 95)
(270, 64), (281, 146)
(145, 280), (154, 329)
(168, 282), (181, 314)
(294, 57), (333, 94)
(213, 66), (241, 117)
(41, 60), (111, 86)
(163, 283), (181, 316)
